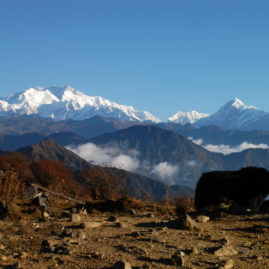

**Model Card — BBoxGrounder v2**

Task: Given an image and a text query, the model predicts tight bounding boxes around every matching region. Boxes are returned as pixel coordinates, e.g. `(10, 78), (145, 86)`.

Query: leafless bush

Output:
(175, 195), (195, 216)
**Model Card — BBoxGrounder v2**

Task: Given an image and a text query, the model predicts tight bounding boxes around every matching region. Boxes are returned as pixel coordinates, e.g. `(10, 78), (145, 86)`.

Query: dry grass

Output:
(175, 195), (195, 216)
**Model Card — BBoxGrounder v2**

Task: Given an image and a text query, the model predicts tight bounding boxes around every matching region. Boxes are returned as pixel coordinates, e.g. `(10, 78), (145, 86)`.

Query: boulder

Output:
(177, 214), (201, 231)
(215, 246), (238, 257)
(196, 215), (210, 223)
(113, 260), (132, 269)
(71, 214), (81, 223)
(107, 216), (117, 222)
(219, 259), (234, 269)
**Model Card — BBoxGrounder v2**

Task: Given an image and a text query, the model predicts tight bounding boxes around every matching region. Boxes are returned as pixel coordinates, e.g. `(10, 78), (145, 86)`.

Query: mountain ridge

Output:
(16, 138), (193, 200)
(0, 86), (161, 123)
(1, 87), (269, 131)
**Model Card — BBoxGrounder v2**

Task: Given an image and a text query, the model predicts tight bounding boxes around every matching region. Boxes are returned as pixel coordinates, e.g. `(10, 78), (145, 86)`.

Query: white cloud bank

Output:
(188, 137), (203, 145)
(150, 162), (179, 180)
(67, 143), (180, 184)
(188, 137), (269, 155)
(203, 142), (269, 155)
(67, 143), (140, 172)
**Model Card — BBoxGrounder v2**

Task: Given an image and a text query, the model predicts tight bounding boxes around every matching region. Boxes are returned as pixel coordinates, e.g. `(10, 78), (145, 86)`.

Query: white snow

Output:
(168, 110), (210, 124)
(195, 98), (267, 129)
(0, 85), (161, 123)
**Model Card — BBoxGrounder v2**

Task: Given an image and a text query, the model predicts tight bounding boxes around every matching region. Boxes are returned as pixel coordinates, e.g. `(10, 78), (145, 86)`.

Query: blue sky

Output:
(0, 0), (269, 120)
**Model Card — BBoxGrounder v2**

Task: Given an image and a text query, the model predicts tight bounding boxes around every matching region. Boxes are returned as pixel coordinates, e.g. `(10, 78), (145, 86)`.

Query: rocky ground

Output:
(1, 205), (269, 269)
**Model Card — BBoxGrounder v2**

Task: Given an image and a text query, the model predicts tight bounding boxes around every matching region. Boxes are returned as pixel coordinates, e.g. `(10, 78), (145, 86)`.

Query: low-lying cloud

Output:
(188, 137), (203, 145)
(67, 143), (140, 172)
(203, 142), (269, 155)
(150, 162), (179, 180)
(67, 143), (180, 184)
(188, 137), (269, 155)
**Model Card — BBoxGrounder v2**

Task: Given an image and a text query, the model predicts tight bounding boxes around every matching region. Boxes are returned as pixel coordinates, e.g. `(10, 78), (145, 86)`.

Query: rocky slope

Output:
(1, 207), (269, 269)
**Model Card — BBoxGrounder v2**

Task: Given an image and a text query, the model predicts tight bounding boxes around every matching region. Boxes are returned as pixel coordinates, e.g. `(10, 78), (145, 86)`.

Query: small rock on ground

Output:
(113, 260), (132, 269)
(215, 246), (238, 257)
(71, 214), (81, 223)
(196, 215), (210, 223)
(219, 259), (234, 269)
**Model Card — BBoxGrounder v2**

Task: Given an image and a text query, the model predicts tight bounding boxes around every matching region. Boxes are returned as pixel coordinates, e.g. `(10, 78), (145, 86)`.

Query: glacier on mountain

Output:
(0, 86), (161, 123)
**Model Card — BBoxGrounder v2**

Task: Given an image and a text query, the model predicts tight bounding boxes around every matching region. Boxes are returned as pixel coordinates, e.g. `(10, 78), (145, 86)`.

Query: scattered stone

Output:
(13, 253), (20, 258)
(219, 259), (234, 269)
(54, 246), (69, 255)
(72, 207), (77, 214)
(21, 252), (29, 259)
(40, 239), (68, 254)
(84, 222), (102, 229)
(237, 247), (250, 255)
(71, 230), (86, 240)
(170, 252), (185, 266)
(61, 226), (70, 237)
(196, 215), (210, 223)
(107, 216), (117, 222)
(90, 251), (104, 259)
(191, 247), (199, 255)
(53, 246), (70, 255)
(219, 237), (229, 245)
(129, 231), (141, 238)
(204, 233), (213, 241)
(43, 211), (50, 219)
(61, 211), (71, 218)
(0, 243), (6, 250)
(113, 260), (132, 269)
(128, 209), (136, 216)
(115, 222), (125, 228)
(71, 214), (81, 223)
(253, 255), (263, 261)
(177, 214), (201, 231)
(145, 212), (154, 218)
(217, 203), (232, 211)
(2, 255), (8, 261)
(40, 240), (52, 253)
(80, 209), (88, 215)
(34, 224), (40, 232)
(54, 257), (64, 265)
(32, 192), (49, 210)
(215, 246), (238, 257)
(243, 242), (252, 247)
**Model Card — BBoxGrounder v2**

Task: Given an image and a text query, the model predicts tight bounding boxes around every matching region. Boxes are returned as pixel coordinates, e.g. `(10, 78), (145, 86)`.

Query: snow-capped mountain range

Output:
(193, 98), (269, 130)
(168, 110), (210, 124)
(169, 98), (269, 131)
(0, 86), (161, 123)
(1, 86), (269, 131)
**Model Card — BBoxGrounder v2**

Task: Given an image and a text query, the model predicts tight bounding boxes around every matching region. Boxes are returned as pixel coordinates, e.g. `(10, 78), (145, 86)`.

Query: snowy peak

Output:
(0, 86), (161, 123)
(168, 110), (210, 124)
(220, 98), (257, 111)
(6, 87), (59, 104)
(3, 87), (59, 115)
(195, 98), (267, 130)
